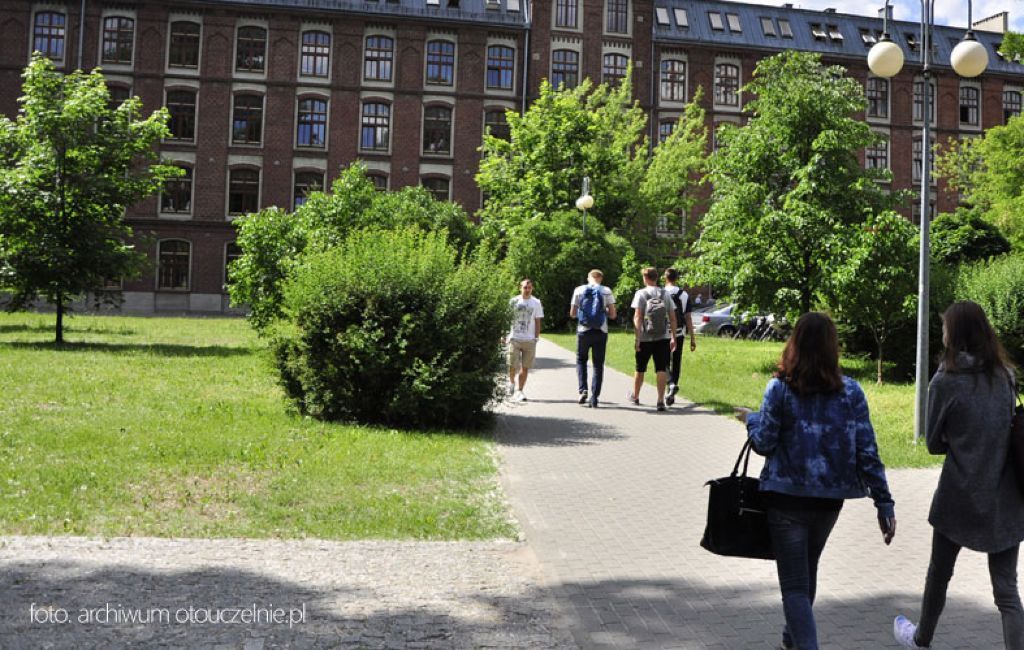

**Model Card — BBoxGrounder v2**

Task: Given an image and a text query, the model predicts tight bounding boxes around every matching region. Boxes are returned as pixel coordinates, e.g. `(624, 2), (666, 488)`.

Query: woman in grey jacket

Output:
(895, 301), (1024, 649)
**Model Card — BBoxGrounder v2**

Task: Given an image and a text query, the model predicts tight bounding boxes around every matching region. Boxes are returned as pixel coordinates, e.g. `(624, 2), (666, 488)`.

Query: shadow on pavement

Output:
(497, 413), (625, 447)
(531, 356), (577, 371)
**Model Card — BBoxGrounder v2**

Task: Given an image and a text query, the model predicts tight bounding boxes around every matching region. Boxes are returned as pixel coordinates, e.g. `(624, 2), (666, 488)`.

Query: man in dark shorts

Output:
(628, 267), (678, 411)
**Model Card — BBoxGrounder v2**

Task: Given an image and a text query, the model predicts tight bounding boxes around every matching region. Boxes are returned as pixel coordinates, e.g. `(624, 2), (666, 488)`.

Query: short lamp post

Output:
(576, 176), (594, 237)
(867, 0), (988, 441)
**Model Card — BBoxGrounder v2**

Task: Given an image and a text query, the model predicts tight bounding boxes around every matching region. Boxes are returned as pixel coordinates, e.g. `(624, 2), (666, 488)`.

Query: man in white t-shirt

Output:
(629, 267), (678, 412)
(507, 278), (544, 402)
(569, 269), (617, 408)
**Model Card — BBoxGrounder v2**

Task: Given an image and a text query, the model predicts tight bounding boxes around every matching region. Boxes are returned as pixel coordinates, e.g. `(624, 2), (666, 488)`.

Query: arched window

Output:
(714, 63), (739, 106)
(367, 173), (388, 191)
(959, 86), (980, 126)
(33, 12), (66, 60)
(224, 242), (242, 288)
(551, 50), (579, 89)
(161, 165), (193, 214)
(1004, 90), (1022, 124)
(865, 137), (888, 170)
(296, 98), (328, 148)
(425, 40), (456, 85)
(228, 169), (260, 215)
(364, 36), (394, 82)
(360, 102), (390, 152)
(293, 171), (325, 209)
(422, 177), (450, 202)
(486, 45), (515, 90)
(866, 78), (889, 119)
(168, 21), (200, 68)
(602, 53), (628, 85)
(423, 106), (452, 155)
(658, 121), (674, 144)
(660, 59), (686, 102)
(913, 78), (936, 122)
(101, 16), (135, 64)
(236, 26), (266, 72)
(484, 110), (510, 141)
(231, 94), (264, 145)
(158, 240), (191, 290)
(300, 31), (330, 77)
(166, 90), (196, 141)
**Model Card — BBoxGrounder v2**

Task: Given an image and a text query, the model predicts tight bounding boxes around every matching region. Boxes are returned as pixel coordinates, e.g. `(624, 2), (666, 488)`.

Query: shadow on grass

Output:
(0, 341), (251, 357)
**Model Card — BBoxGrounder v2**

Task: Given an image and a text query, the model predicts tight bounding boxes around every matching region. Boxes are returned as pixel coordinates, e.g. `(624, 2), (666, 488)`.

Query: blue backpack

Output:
(578, 285), (607, 329)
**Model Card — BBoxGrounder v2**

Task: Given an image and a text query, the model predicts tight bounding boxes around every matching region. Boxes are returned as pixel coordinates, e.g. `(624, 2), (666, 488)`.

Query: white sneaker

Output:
(893, 615), (925, 648)
(514, 391), (527, 402)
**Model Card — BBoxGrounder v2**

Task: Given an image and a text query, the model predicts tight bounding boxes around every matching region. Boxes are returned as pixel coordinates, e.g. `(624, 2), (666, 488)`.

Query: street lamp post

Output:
(576, 176), (594, 237)
(867, 0), (988, 441)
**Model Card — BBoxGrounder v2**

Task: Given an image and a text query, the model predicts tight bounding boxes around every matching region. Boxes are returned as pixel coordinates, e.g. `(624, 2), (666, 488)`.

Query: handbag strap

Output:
(730, 439), (754, 478)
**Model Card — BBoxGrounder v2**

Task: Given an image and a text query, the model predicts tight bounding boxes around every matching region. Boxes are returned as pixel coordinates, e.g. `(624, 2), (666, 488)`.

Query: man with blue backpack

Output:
(569, 269), (617, 408)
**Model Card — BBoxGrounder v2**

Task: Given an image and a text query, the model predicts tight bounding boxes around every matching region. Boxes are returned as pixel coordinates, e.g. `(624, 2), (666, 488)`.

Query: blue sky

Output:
(722, 0), (1024, 32)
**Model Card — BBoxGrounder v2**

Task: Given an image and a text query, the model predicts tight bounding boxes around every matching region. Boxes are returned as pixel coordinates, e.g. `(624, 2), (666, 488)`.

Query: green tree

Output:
(690, 51), (900, 318)
(476, 69), (706, 251)
(934, 118), (1024, 248)
(830, 212), (918, 383)
(930, 207), (1011, 266)
(0, 54), (180, 343)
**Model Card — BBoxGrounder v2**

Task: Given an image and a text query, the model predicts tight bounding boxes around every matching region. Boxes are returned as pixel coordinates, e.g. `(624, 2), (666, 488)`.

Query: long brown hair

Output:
(940, 301), (1015, 377)
(776, 312), (844, 395)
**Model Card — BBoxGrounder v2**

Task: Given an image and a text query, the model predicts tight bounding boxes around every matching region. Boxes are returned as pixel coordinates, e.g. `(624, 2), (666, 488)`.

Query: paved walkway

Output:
(497, 338), (1008, 649)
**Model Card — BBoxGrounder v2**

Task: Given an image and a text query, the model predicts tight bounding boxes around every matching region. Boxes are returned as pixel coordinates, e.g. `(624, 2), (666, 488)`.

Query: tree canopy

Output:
(0, 54), (180, 343)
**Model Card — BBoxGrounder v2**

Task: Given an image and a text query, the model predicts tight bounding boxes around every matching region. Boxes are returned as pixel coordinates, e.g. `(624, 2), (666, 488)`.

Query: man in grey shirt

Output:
(628, 267), (677, 412)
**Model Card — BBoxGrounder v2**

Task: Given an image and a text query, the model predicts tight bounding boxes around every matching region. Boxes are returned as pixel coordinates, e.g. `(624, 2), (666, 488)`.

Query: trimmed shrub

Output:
(272, 228), (510, 430)
(504, 210), (631, 330)
(956, 253), (1024, 365)
(931, 207), (1011, 266)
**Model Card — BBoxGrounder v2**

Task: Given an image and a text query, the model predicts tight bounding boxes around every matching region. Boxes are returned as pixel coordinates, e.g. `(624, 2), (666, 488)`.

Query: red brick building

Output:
(0, 0), (1021, 312)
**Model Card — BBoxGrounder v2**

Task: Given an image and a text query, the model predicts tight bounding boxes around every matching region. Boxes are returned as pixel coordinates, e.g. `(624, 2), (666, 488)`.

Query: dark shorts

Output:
(635, 339), (671, 373)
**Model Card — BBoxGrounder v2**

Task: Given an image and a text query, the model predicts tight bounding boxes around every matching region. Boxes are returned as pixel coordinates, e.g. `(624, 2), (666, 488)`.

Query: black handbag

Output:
(1010, 391), (1024, 496)
(700, 438), (775, 560)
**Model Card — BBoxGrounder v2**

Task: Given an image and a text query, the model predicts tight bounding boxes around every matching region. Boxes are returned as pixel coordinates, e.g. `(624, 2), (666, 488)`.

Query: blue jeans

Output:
(576, 329), (608, 397)
(767, 505), (841, 650)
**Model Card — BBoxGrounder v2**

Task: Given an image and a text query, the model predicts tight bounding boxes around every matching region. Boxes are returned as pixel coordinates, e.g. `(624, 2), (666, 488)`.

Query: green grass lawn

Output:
(546, 330), (938, 469)
(0, 312), (515, 540)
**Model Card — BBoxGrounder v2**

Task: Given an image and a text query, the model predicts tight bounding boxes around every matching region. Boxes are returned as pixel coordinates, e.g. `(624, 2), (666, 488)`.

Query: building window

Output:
(33, 11), (65, 60)
(231, 94), (263, 145)
(866, 78), (889, 119)
(166, 90), (196, 141)
(658, 121), (674, 144)
(422, 177), (450, 201)
(360, 102), (390, 151)
(913, 79), (935, 122)
(960, 86), (980, 126)
(228, 169), (260, 215)
(555, 0), (578, 28)
(912, 137), (935, 184)
(367, 173), (388, 191)
(296, 98), (328, 148)
(1004, 90), (1022, 123)
(484, 109), (510, 140)
(859, 27), (878, 46)
(602, 53), (628, 85)
(828, 24), (843, 41)
(551, 50), (579, 89)
(102, 16), (135, 64)
(161, 166), (193, 213)
(293, 171), (324, 209)
(225, 242), (242, 287)
(157, 240), (190, 290)
(674, 8), (688, 28)
(726, 13), (741, 32)
(607, 0), (628, 34)
(168, 21), (200, 68)
(656, 8), (670, 26)
(423, 106), (452, 155)
(236, 26), (266, 73)
(660, 59), (686, 102)
(708, 12), (724, 31)
(364, 36), (394, 82)
(300, 30), (330, 77)
(425, 40), (455, 85)
(778, 19), (793, 38)
(810, 23), (827, 40)
(714, 63), (739, 107)
(865, 138), (888, 170)
(760, 17), (776, 37)
(108, 85), (130, 111)
(487, 45), (515, 90)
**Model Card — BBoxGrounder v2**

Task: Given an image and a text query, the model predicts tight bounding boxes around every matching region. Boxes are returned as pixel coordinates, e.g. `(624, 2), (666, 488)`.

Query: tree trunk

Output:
(876, 337), (885, 384)
(55, 298), (64, 345)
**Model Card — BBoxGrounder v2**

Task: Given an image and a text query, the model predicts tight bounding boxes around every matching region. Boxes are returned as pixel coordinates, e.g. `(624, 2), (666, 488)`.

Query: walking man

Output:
(628, 267), (677, 412)
(508, 278), (544, 402)
(663, 268), (697, 406)
(570, 269), (617, 408)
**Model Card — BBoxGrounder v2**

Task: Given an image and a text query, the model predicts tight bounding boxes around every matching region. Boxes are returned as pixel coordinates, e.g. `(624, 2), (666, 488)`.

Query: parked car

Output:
(694, 303), (736, 336)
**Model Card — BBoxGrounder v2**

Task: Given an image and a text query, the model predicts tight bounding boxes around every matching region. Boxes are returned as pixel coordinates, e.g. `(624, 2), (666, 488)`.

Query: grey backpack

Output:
(643, 288), (669, 337)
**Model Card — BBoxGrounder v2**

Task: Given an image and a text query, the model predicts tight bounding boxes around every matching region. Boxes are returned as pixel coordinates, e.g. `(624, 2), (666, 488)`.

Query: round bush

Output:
(931, 208), (1011, 266)
(272, 228), (511, 430)
(956, 253), (1024, 365)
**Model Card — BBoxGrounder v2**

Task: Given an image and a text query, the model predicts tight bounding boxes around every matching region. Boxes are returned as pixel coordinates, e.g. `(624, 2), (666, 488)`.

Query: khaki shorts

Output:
(508, 339), (538, 371)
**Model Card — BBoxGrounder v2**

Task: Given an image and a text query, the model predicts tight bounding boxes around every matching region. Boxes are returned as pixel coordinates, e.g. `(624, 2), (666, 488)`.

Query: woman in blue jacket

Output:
(736, 311), (896, 650)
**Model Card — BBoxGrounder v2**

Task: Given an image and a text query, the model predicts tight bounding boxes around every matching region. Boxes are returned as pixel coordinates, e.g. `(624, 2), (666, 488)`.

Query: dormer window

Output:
(726, 13), (741, 32)
(427, 0), (439, 6)
(674, 9), (688, 28)
(760, 17), (776, 37)
(656, 7), (670, 26)
(779, 19), (793, 38)
(860, 28), (877, 46)
(905, 32), (919, 52)
(828, 25), (843, 41)
(811, 23), (827, 40)
(709, 12), (724, 31)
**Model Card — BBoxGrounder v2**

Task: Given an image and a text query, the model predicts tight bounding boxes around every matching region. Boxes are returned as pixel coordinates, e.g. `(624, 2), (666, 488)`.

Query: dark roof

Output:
(654, 0), (1024, 77)
(196, 0), (528, 28)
